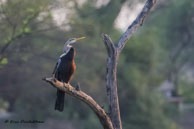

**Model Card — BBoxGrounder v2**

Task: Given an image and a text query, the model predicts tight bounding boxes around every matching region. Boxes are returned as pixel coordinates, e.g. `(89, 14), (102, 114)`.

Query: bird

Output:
(52, 37), (86, 112)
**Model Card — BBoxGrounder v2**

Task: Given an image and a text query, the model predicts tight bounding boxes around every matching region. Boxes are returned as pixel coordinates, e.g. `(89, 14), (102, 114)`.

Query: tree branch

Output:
(102, 0), (157, 129)
(102, 33), (121, 129)
(42, 77), (114, 129)
(117, 0), (156, 52)
(102, 34), (116, 57)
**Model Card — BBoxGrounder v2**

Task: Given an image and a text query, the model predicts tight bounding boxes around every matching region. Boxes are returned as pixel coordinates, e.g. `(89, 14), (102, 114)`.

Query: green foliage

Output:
(0, 58), (8, 65)
(0, 0), (53, 61)
(146, 0), (194, 102)
(0, 0), (193, 129)
(23, 27), (31, 33)
(178, 76), (194, 103)
(0, 58), (8, 68)
(117, 31), (175, 129)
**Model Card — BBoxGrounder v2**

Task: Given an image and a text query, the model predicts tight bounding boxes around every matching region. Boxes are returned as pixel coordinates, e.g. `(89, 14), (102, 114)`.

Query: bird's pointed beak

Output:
(75, 37), (86, 42)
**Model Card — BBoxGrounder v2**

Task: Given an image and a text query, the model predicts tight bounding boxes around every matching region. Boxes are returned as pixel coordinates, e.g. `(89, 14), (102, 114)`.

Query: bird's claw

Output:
(68, 85), (71, 91)
(65, 83), (72, 91)
(52, 75), (57, 82)
(76, 83), (81, 91)
(52, 74), (55, 80)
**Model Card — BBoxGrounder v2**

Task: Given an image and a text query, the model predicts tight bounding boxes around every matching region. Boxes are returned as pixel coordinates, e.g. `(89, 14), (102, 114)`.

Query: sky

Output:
(114, 2), (144, 31)
(51, 0), (144, 31)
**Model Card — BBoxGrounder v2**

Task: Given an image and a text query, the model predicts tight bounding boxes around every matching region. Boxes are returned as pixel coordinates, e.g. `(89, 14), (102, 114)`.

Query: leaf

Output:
(23, 19), (28, 25)
(24, 27), (31, 33)
(27, 8), (35, 13)
(4, 37), (11, 43)
(1, 58), (8, 65)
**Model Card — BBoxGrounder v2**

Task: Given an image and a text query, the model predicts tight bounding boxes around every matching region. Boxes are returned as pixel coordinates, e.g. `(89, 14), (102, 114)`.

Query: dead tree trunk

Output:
(103, 35), (121, 129)
(102, 1), (156, 129)
(43, 0), (157, 129)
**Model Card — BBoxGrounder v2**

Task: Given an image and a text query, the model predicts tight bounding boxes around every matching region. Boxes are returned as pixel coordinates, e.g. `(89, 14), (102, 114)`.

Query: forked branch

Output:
(117, 0), (157, 52)
(102, 0), (157, 129)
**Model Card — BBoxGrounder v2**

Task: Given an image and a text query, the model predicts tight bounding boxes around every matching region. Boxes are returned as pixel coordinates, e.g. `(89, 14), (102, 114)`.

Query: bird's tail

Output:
(55, 90), (65, 112)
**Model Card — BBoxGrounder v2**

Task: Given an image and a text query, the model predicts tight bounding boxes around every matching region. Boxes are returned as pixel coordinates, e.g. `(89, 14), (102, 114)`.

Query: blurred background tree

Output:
(0, 0), (194, 129)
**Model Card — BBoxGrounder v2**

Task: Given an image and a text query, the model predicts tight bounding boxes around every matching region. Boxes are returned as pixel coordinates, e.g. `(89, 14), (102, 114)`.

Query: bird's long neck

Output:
(60, 44), (72, 58)
(64, 44), (72, 52)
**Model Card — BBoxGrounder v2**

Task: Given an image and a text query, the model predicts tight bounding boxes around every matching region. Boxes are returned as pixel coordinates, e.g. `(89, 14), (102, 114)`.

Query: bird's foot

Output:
(66, 83), (72, 91)
(52, 75), (56, 82)
(52, 74), (55, 79)
(106, 112), (111, 117)
(76, 83), (81, 91)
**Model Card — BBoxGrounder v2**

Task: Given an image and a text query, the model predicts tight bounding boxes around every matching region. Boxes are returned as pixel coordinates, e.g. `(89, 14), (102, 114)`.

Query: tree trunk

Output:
(106, 51), (122, 129)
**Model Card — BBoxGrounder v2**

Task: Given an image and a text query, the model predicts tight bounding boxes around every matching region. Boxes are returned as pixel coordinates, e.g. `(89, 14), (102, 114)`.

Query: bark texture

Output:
(102, 1), (157, 129)
(43, 77), (114, 129)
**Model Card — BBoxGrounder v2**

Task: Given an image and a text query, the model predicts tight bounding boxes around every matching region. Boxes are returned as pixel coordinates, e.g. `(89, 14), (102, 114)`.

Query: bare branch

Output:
(42, 77), (114, 129)
(102, 34), (121, 129)
(101, 1), (157, 129)
(102, 33), (116, 57)
(102, 34), (122, 129)
(117, 0), (157, 52)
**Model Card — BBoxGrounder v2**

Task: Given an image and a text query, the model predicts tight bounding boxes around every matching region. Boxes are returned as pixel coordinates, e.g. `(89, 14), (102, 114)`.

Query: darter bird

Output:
(52, 37), (86, 112)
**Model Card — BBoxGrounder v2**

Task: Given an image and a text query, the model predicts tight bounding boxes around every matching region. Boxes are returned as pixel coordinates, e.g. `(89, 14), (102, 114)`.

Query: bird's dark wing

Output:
(52, 61), (58, 75)
(56, 47), (76, 83)
(54, 47), (76, 112)
(54, 58), (61, 80)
